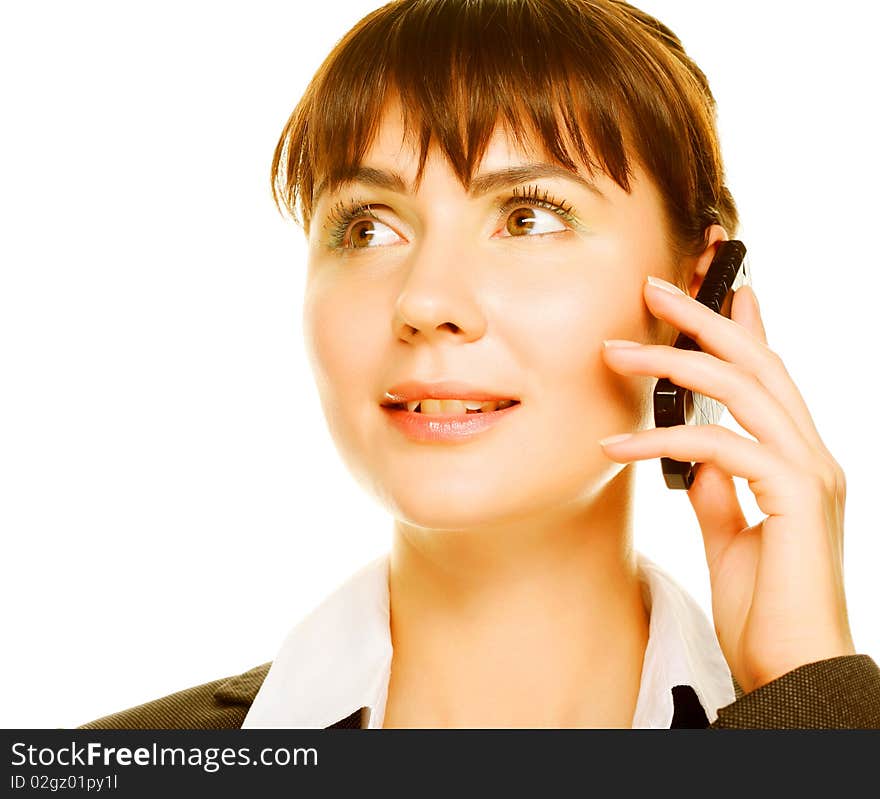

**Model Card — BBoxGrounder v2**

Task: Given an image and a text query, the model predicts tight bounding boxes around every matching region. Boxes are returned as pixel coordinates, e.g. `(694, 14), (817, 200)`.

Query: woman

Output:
(80, 0), (880, 729)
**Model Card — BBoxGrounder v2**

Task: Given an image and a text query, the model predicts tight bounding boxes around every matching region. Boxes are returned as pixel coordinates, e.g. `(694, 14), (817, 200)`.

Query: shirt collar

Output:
(242, 553), (393, 729)
(631, 551), (736, 727)
(242, 550), (735, 729)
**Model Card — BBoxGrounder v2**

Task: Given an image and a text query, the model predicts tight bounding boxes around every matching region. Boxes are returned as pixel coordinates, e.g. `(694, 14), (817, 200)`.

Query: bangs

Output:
(272, 0), (728, 253)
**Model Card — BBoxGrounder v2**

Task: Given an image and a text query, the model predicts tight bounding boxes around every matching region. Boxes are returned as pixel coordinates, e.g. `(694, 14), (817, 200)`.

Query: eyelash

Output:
(323, 183), (579, 250)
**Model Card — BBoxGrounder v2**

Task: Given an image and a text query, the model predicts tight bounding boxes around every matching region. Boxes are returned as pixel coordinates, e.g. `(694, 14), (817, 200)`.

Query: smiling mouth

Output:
(384, 399), (521, 414)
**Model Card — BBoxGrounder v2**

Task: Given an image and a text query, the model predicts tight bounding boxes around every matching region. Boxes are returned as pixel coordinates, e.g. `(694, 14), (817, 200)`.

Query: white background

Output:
(1, 1), (877, 728)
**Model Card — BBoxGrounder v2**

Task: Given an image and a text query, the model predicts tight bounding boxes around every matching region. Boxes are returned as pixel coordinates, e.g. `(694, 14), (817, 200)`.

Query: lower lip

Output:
(381, 403), (522, 442)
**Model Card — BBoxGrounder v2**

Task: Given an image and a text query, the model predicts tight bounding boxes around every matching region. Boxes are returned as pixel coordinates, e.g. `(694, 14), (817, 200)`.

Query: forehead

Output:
(367, 95), (582, 180)
(370, 96), (529, 162)
(313, 95), (627, 212)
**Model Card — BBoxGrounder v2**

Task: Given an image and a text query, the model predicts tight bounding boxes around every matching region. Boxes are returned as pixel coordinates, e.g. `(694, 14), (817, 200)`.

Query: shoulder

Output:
(709, 654), (880, 729)
(77, 662), (271, 730)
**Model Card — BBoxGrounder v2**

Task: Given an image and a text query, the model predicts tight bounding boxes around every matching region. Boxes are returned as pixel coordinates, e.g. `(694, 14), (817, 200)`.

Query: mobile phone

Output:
(652, 239), (751, 490)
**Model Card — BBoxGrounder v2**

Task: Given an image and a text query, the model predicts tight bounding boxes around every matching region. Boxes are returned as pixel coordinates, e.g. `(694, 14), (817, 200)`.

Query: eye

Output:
(324, 200), (404, 250)
(499, 205), (568, 237)
(495, 184), (579, 239)
(322, 184), (580, 251)
(341, 216), (402, 249)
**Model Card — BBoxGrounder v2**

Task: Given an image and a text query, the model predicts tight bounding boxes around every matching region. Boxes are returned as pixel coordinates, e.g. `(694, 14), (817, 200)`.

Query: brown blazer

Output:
(78, 654), (880, 729)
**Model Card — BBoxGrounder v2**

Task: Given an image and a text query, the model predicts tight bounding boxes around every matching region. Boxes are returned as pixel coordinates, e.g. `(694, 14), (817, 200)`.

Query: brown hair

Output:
(270, 0), (738, 278)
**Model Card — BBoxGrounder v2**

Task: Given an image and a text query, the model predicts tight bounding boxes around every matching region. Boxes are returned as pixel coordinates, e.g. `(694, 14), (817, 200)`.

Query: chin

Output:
(379, 476), (518, 532)
(374, 463), (605, 533)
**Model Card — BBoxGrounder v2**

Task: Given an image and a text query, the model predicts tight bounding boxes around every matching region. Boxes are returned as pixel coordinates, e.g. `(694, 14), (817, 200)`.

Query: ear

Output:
(682, 224), (730, 299)
(652, 224), (732, 348)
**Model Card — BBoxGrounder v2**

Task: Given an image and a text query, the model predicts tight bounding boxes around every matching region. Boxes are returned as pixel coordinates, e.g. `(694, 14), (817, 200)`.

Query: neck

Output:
(384, 465), (651, 728)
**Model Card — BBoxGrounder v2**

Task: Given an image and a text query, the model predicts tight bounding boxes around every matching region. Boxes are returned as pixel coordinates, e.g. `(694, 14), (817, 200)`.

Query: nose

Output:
(391, 240), (487, 345)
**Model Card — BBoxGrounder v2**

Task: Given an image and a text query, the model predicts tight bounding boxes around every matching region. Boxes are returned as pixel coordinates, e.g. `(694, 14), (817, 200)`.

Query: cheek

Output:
(302, 282), (381, 437)
(500, 266), (652, 438)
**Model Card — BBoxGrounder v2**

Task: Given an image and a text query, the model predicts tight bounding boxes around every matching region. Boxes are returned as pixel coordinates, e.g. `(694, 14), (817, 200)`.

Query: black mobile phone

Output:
(652, 239), (751, 490)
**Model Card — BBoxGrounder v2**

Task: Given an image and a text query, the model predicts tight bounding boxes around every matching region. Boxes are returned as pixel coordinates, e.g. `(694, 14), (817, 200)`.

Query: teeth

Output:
(402, 399), (518, 415)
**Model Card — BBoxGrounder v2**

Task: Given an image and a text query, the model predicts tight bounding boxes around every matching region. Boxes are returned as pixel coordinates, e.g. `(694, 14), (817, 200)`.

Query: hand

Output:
(599, 274), (855, 694)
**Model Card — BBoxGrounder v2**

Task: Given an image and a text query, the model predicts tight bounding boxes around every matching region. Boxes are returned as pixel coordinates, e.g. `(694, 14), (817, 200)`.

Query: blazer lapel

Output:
(213, 662), (271, 708)
(213, 662), (366, 729)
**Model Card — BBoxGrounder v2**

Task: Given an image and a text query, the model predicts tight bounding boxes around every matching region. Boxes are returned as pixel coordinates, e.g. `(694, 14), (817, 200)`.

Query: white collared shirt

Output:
(242, 550), (736, 729)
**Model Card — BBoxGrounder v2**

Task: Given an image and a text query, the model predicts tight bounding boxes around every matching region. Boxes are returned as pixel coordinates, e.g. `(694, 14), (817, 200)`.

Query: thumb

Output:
(687, 460), (748, 573)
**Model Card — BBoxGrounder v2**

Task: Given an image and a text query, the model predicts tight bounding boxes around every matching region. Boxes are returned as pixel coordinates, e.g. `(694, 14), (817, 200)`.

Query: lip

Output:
(381, 380), (520, 404)
(381, 401), (522, 442)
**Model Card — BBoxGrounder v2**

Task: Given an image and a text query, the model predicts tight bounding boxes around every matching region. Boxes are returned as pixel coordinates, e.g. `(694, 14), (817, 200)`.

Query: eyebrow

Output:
(313, 162), (607, 207)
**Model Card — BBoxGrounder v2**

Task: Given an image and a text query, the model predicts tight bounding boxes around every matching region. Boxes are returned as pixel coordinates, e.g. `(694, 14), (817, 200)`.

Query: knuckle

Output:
(829, 457), (847, 494)
(813, 449), (847, 495)
(725, 362), (758, 401)
(760, 342), (784, 368)
(758, 344), (789, 380)
(808, 463), (838, 495)
(708, 424), (728, 459)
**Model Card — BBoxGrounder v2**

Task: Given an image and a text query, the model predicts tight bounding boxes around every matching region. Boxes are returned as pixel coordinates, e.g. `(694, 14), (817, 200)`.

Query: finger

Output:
(729, 284), (837, 463)
(644, 278), (829, 458)
(731, 284), (768, 346)
(599, 423), (805, 518)
(687, 460), (749, 576)
(728, 284), (840, 471)
(603, 341), (816, 466)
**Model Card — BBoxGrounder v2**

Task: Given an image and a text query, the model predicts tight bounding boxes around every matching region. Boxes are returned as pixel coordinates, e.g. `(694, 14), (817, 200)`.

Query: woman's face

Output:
(304, 98), (682, 530)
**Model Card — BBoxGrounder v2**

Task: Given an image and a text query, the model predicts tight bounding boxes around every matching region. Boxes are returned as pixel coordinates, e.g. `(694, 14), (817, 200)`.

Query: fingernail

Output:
(603, 339), (641, 349)
(599, 433), (633, 447)
(646, 275), (686, 295)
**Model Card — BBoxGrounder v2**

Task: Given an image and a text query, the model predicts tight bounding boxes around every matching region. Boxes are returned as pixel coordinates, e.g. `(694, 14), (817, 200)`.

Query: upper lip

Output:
(381, 381), (521, 405)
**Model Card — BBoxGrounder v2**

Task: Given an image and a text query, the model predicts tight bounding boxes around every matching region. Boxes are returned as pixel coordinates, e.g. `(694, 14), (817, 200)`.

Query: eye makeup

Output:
(321, 182), (585, 250)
